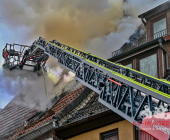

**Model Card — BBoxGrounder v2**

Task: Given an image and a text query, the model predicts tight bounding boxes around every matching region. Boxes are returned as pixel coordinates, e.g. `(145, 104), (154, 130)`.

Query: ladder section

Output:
(18, 37), (170, 126)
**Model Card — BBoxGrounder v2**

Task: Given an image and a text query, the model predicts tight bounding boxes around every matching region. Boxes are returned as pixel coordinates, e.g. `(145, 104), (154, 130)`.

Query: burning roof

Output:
(7, 86), (86, 140)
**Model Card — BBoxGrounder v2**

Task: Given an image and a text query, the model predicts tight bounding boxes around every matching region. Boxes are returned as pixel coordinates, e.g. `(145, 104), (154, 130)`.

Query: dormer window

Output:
(153, 17), (167, 39)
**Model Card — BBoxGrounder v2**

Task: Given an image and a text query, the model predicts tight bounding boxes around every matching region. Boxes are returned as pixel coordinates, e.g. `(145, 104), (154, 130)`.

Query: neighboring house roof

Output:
(1, 78), (123, 140)
(8, 86), (86, 140)
(54, 92), (124, 139)
(56, 93), (109, 126)
(10, 86), (124, 140)
(0, 92), (39, 140)
(0, 77), (83, 140)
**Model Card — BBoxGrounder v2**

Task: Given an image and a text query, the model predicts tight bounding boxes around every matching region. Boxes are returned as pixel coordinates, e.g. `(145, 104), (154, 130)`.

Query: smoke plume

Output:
(0, 0), (123, 54)
(1, 67), (80, 111)
(0, 0), (168, 57)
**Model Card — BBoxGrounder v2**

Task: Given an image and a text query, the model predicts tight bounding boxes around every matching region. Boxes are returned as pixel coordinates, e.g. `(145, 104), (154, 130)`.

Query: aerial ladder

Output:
(3, 37), (170, 128)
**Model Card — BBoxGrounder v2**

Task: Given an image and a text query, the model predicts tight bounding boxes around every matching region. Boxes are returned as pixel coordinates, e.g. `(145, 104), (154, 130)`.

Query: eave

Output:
(14, 121), (55, 140)
(54, 111), (124, 139)
(138, 1), (170, 19)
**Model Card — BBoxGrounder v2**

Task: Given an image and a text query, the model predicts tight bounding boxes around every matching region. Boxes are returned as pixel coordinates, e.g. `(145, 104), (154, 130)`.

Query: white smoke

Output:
(1, 67), (80, 111)
(87, 0), (168, 59)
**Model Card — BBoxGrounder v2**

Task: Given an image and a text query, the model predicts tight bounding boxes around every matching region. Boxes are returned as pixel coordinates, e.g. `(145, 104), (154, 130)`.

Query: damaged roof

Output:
(8, 86), (86, 140)
(9, 86), (123, 140)
(0, 77), (83, 140)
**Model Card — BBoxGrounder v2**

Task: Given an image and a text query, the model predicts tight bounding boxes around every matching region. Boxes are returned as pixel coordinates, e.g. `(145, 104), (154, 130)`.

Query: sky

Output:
(0, 0), (168, 109)
(0, 24), (28, 108)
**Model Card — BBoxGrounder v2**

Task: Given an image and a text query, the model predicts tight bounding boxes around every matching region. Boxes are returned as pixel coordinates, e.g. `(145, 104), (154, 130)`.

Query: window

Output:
(153, 18), (167, 39)
(125, 63), (132, 68)
(101, 130), (119, 140)
(139, 54), (157, 77)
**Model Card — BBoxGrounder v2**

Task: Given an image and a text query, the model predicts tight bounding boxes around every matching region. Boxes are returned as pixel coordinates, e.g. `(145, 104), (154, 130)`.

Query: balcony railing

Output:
(111, 28), (168, 58)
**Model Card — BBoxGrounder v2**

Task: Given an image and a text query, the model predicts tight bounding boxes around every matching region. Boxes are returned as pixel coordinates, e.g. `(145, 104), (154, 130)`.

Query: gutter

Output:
(14, 120), (56, 140)
(158, 38), (169, 77)
(141, 16), (146, 26)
